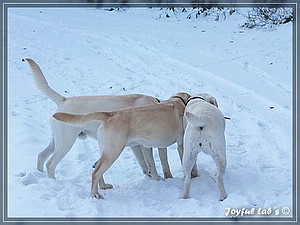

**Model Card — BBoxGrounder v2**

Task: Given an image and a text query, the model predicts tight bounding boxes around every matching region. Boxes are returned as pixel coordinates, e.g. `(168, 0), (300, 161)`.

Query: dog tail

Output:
(185, 112), (209, 128)
(53, 112), (111, 126)
(24, 58), (66, 105)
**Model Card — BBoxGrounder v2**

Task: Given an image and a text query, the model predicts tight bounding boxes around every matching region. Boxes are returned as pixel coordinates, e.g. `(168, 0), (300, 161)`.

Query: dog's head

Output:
(188, 93), (218, 107)
(170, 92), (191, 105)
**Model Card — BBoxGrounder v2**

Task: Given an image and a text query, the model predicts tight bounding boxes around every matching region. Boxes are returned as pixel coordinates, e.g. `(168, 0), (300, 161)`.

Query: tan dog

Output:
(53, 92), (191, 199)
(24, 58), (172, 182)
(182, 94), (227, 201)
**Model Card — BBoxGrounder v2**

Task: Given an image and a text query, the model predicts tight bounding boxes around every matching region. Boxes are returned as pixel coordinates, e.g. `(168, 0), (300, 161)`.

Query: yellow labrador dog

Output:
(53, 92), (191, 199)
(24, 58), (172, 182)
(182, 94), (227, 201)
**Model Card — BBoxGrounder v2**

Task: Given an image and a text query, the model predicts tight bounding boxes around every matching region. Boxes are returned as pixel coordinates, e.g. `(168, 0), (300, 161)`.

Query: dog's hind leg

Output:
(93, 145), (148, 175)
(131, 145), (148, 176)
(98, 176), (113, 190)
(182, 150), (198, 199)
(158, 148), (173, 179)
(182, 167), (192, 199)
(37, 138), (54, 172)
(213, 156), (228, 201)
(178, 142), (197, 177)
(91, 143), (125, 199)
(46, 123), (80, 179)
(142, 147), (163, 181)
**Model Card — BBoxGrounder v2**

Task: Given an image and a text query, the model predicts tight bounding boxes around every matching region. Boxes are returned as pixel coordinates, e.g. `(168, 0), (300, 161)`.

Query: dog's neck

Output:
(171, 95), (187, 106)
(186, 96), (206, 105)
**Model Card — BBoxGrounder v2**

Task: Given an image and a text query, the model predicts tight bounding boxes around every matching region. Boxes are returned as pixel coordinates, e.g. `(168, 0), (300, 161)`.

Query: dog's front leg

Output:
(158, 148), (173, 179)
(131, 145), (148, 175)
(142, 147), (163, 181)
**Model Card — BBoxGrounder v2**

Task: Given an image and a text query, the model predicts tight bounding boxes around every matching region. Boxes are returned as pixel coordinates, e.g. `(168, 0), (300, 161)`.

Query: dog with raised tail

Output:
(53, 92), (192, 199)
(24, 58), (173, 181)
(182, 94), (228, 201)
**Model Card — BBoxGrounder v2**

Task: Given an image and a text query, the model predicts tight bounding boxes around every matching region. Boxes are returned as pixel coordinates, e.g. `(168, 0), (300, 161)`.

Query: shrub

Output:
(157, 7), (236, 21)
(240, 7), (293, 29)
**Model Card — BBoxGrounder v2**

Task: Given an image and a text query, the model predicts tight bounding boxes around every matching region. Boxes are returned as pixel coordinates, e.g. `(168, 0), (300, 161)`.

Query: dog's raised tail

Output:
(53, 112), (111, 126)
(24, 58), (66, 105)
(185, 112), (209, 128)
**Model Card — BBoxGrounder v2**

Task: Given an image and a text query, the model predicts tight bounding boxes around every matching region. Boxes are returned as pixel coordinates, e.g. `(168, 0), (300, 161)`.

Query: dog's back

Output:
(112, 103), (183, 147)
(185, 100), (225, 132)
(57, 94), (158, 114)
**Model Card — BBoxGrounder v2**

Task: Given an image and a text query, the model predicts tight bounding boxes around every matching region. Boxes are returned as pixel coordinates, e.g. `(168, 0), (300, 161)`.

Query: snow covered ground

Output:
(7, 7), (293, 220)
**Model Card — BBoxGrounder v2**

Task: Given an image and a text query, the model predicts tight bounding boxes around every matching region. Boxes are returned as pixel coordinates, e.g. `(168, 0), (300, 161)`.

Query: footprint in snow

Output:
(21, 172), (39, 186)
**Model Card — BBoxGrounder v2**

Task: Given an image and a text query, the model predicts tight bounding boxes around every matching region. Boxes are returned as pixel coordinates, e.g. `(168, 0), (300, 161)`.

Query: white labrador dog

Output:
(53, 92), (191, 199)
(24, 58), (172, 181)
(182, 94), (228, 201)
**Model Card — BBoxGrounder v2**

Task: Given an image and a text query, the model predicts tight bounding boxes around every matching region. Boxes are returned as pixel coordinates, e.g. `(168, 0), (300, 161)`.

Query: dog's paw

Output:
(164, 172), (173, 179)
(219, 194), (228, 201)
(91, 192), (104, 199)
(37, 165), (44, 173)
(191, 169), (198, 178)
(144, 172), (152, 178)
(92, 160), (99, 168)
(181, 195), (190, 199)
(100, 183), (113, 190)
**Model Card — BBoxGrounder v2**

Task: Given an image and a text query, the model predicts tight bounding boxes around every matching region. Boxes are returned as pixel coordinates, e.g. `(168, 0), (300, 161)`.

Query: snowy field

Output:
(7, 7), (293, 219)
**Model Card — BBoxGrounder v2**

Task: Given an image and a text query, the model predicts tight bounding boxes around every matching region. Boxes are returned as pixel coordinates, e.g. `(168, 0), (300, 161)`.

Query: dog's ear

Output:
(209, 97), (218, 108)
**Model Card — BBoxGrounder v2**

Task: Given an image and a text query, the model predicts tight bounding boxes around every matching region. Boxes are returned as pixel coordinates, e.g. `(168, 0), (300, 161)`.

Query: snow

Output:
(7, 7), (293, 220)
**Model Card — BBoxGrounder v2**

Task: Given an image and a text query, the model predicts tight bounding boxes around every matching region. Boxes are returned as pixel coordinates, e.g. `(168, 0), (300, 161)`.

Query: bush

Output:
(156, 7), (293, 29)
(240, 7), (293, 29)
(102, 6), (293, 29)
(157, 7), (236, 21)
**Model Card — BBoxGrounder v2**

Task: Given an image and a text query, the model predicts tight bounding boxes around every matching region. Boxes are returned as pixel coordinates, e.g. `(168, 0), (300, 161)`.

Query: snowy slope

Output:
(7, 7), (292, 219)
